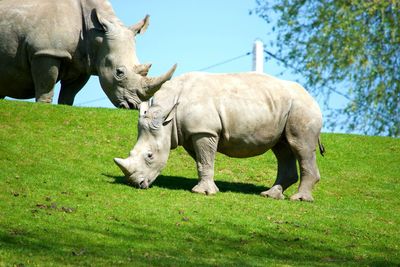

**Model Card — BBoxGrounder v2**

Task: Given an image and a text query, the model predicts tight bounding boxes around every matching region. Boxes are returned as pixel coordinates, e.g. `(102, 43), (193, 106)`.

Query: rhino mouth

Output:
(138, 179), (149, 189)
(118, 99), (139, 109)
(118, 102), (129, 109)
(126, 176), (150, 189)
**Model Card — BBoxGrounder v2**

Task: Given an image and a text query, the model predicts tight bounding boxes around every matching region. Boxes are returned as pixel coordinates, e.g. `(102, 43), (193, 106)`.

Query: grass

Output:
(0, 100), (399, 266)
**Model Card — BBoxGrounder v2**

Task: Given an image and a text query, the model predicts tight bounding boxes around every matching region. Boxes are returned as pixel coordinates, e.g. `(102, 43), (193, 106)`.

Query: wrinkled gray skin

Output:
(115, 72), (324, 201)
(0, 0), (176, 108)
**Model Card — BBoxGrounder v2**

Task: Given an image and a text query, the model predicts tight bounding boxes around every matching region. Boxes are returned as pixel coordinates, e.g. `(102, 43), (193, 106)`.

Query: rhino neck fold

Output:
(152, 89), (181, 149)
(170, 114), (179, 149)
(80, 0), (123, 75)
(79, 0), (98, 75)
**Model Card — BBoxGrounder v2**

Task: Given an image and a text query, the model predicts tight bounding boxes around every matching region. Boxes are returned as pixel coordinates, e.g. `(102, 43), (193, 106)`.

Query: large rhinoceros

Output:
(114, 72), (325, 202)
(0, 0), (176, 108)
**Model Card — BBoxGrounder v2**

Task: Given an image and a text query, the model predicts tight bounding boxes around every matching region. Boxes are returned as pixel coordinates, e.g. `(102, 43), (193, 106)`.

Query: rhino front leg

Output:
(58, 75), (90, 105)
(191, 134), (219, 195)
(31, 57), (61, 103)
(261, 140), (298, 200)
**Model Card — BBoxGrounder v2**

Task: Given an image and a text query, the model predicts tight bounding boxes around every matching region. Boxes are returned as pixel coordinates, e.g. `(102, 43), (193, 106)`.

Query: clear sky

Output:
(7, 0), (347, 132)
(74, 0), (285, 108)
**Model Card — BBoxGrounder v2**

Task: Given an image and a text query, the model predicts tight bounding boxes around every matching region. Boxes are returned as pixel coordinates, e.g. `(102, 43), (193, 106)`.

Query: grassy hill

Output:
(0, 100), (399, 266)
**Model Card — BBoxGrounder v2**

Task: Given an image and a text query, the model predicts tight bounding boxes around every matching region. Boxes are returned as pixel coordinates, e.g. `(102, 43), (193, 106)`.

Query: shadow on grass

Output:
(103, 173), (269, 195)
(1, 217), (397, 266)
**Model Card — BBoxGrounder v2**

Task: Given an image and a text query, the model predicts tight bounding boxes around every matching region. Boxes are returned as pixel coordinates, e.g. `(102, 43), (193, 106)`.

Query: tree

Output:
(253, 0), (399, 137)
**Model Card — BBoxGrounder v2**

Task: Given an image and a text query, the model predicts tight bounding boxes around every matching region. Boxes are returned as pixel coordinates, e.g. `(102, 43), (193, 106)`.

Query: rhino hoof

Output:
(261, 185), (285, 200)
(290, 192), (314, 202)
(191, 181), (219, 195)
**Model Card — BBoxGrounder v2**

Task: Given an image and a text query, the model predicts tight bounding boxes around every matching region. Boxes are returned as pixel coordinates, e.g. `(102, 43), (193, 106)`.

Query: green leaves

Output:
(254, 0), (399, 136)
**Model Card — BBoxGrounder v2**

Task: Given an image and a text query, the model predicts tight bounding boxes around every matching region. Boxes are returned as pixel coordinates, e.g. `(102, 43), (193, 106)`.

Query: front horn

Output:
(114, 157), (131, 177)
(138, 64), (177, 100)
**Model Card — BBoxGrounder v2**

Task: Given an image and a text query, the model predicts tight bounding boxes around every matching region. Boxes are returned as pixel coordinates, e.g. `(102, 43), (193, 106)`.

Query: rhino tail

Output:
(318, 137), (325, 157)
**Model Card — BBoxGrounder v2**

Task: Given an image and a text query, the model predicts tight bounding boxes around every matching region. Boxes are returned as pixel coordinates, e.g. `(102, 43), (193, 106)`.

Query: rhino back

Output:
(0, 0), (82, 56)
(0, 0), (120, 52)
(0, 0), (122, 98)
(0, 0), (82, 97)
(166, 73), (296, 157)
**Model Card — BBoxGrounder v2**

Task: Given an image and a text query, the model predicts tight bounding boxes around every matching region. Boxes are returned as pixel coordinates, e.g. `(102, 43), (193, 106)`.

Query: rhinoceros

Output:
(114, 72), (325, 201)
(0, 0), (176, 108)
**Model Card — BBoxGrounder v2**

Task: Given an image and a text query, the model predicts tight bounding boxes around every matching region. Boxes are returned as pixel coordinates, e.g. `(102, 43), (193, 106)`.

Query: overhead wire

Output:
(77, 46), (390, 125)
(76, 51), (252, 106)
(197, 52), (252, 72)
(76, 49), (353, 109)
(264, 48), (351, 101)
(263, 48), (391, 122)
(76, 96), (109, 106)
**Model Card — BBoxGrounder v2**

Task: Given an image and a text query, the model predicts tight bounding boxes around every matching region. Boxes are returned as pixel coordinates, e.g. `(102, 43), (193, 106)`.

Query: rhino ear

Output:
(93, 9), (115, 33)
(130, 15), (150, 36)
(163, 103), (179, 125)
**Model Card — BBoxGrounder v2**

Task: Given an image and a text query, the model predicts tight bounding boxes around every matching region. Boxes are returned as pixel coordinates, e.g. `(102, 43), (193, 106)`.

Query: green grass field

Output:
(1, 100), (399, 266)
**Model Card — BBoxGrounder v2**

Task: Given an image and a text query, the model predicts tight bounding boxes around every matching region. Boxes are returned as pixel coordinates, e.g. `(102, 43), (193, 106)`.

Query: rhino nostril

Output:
(119, 102), (129, 109)
(127, 101), (135, 109)
(139, 179), (147, 188)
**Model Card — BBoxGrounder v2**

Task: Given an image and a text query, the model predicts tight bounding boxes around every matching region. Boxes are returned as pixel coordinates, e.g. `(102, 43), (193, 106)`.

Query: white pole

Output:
(252, 39), (264, 73)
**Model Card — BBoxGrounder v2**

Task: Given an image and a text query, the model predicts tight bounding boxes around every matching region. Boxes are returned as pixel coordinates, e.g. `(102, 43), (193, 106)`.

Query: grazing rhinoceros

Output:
(0, 0), (176, 108)
(114, 72), (325, 201)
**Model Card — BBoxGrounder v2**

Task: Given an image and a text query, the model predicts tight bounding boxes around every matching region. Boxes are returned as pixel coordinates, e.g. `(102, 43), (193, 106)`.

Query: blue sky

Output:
(7, 0), (347, 131)
(74, 0), (285, 108)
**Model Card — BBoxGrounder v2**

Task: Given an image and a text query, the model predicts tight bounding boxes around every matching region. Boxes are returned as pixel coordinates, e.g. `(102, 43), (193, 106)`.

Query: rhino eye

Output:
(114, 66), (127, 80)
(145, 151), (154, 164)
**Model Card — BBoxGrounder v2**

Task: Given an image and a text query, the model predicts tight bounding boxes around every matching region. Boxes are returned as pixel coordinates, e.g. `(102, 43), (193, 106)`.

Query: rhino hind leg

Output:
(282, 103), (322, 202)
(191, 134), (219, 195)
(261, 140), (298, 200)
(58, 75), (90, 105)
(31, 57), (61, 103)
(286, 134), (321, 202)
(289, 152), (320, 202)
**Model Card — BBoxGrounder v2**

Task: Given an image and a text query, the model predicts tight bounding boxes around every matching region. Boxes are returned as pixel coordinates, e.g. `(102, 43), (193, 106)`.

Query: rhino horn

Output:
(114, 158), (131, 176)
(139, 64), (177, 100)
(134, 63), (152, 77)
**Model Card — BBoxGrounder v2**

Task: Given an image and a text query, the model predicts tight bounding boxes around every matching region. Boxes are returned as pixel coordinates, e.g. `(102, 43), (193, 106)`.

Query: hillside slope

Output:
(1, 100), (399, 266)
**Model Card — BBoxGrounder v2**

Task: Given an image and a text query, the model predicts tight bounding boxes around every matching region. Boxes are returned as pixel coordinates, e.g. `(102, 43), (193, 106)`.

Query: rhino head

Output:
(114, 102), (178, 188)
(94, 11), (176, 109)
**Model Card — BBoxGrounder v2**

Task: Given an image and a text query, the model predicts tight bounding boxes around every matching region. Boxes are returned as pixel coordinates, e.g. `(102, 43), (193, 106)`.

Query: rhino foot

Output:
(290, 192), (314, 202)
(191, 180), (219, 195)
(261, 185), (285, 200)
